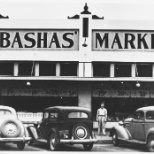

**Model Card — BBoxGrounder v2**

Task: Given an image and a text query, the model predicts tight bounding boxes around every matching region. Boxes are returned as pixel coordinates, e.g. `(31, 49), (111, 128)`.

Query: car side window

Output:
(49, 112), (58, 119)
(68, 112), (88, 118)
(146, 111), (154, 120)
(133, 111), (144, 120)
(43, 112), (49, 120)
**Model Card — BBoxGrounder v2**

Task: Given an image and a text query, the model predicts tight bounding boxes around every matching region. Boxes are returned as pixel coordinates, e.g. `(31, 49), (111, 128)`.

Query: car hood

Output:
(124, 118), (133, 122)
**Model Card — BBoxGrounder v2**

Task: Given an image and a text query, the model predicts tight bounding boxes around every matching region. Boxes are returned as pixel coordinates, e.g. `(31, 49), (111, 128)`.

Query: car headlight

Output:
(4, 123), (17, 135)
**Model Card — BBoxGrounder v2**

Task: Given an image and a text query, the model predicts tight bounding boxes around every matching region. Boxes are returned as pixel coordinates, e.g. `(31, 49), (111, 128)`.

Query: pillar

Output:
(56, 63), (60, 76)
(152, 65), (154, 77)
(131, 64), (136, 77)
(34, 62), (39, 76)
(78, 83), (91, 110)
(84, 62), (92, 77)
(78, 62), (84, 77)
(14, 63), (18, 76)
(110, 63), (115, 77)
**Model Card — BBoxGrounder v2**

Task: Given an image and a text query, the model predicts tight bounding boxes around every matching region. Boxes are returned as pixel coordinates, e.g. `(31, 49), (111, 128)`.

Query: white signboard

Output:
(92, 30), (154, 51)
(0, 29), (79, 50)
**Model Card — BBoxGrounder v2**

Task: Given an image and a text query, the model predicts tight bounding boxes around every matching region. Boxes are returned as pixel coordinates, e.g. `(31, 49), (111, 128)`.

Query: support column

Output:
(152, 65), (154, 77)
(110, 63), (115, 77)
(56, 63), (60, 76)
(78, 83), (91, 110)
(84, 62), (92, 77)
(131, 64), (136, 77)
(14, 63), (18, 76)
(34, 62), (39, 76)
(78, 63), (84, 77)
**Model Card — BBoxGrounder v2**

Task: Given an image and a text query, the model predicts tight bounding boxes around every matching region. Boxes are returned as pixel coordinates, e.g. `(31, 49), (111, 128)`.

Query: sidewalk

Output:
(93, 129), (112, 144)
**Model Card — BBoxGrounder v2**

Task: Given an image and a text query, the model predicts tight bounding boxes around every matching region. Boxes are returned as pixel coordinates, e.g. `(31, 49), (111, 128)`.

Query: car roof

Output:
(137, 106), (154, 112)
(0, 105), (16, 114)
(44, 106), (90, 113)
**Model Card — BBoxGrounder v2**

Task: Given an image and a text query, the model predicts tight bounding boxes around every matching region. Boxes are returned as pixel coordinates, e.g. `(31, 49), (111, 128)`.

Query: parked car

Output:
(0, 105), (31, 150)
(110, 106), (154, 152)
(28, 106), (98, 151)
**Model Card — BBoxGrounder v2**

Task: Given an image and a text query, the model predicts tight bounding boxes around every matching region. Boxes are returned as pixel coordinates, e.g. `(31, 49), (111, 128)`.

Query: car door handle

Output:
(142, 123), (145, 125)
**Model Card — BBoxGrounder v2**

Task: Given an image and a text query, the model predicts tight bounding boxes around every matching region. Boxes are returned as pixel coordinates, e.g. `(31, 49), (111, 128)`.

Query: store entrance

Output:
(1, 96), (78, 112)
(92, 98), (154, 122)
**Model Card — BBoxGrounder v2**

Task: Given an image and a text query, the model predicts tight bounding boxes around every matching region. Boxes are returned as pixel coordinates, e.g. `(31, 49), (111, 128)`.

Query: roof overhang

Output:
(0, 76), (153, 82)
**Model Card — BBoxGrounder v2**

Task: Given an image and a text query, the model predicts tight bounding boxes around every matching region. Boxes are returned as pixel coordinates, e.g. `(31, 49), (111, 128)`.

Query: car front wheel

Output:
(147, 135), (154, 152)
(49, 132), (59, 151)
(83, 143), (93, 151)
(17, 142), (25, 150)
(112, 131), (119, 146)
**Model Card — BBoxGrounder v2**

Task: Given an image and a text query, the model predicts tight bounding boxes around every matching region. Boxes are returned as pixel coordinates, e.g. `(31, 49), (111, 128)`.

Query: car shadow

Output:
(118, 142), (148, 152)
(32, 142), (84, 151)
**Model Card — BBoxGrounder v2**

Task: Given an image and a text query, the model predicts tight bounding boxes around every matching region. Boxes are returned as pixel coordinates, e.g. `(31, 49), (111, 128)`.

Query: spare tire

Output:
(0, 118), (22, 138)
(72, 123), (90, 140)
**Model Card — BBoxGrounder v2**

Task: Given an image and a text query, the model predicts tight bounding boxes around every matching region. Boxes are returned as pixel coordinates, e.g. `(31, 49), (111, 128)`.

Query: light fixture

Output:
(136, 81), (140, 87)
(26, 81), (31, 86)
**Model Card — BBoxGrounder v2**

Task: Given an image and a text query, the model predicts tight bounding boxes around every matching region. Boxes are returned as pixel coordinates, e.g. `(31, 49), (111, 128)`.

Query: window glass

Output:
(137, 64), (152, 77)
(0, 110), (11, 115)
(93, 63), (110, 77)
(19, 62), (35, 76)
(60, 63), (78, 76)
(49, 112), (58, 119)
(115, 64), (131, 77)
(146, 111), (154, 120)
(43, 112), (49, 119)
(0, 62), (13, 76)
(39, 62), (56, 76)
(133, 111), (144, 120)
(68, 112), (88, 118)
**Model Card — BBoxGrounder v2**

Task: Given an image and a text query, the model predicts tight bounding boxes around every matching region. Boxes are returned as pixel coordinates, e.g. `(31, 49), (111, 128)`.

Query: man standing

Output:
(96, 102), (107, 135)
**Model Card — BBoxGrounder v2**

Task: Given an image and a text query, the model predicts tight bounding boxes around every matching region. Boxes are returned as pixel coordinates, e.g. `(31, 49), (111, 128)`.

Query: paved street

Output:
(0, 142), (148, 152)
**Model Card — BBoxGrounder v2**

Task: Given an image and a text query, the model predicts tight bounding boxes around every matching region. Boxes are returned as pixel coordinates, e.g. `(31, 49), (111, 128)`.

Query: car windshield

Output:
(0, 109), (11, 115)
(68, 112), (88, 118)
(133, 111), (144, 120)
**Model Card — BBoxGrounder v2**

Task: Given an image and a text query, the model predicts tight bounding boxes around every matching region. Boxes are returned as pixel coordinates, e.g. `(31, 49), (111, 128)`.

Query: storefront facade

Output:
(0, 4), (154, 128)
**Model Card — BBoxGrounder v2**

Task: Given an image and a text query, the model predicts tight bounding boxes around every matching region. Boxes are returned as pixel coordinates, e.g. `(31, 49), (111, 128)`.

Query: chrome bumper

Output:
(0, 137), (32, 142)
(60, 138), (98, 144)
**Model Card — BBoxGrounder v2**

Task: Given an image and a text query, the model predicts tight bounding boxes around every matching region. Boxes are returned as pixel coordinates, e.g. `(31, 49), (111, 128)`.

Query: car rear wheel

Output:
(17, 142), (25, 150)
(112, 130), (119, 146)
(49, 132), (59, 151)
(147, 135), (154, 152)
(83, 143), (93, 151)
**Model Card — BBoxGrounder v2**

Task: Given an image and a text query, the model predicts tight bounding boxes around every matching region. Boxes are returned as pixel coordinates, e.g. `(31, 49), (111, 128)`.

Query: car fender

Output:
(48, 128), (60, 143)
(27, 126), (39, 140)
(146, 127), (154, 143)
(110, 125), (131, 140)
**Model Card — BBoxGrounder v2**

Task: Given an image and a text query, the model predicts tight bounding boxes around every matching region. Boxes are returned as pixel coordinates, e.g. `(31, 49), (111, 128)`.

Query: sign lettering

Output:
(92, 30), (154, 51)
(0, 29), (79, 50)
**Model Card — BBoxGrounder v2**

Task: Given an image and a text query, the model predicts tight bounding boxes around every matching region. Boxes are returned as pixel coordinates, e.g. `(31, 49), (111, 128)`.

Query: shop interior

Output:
(92, 98), (154, 122)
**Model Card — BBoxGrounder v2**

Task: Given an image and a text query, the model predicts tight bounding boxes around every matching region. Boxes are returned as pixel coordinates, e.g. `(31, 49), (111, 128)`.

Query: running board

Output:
(119, 138), (146, 144)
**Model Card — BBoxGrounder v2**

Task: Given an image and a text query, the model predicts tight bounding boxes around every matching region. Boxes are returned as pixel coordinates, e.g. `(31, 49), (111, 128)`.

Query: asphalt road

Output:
(0, 142), (149, 152)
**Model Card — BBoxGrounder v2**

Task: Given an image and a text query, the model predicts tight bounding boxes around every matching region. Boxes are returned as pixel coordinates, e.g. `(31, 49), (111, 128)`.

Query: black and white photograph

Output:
(0, 0), (154, 152)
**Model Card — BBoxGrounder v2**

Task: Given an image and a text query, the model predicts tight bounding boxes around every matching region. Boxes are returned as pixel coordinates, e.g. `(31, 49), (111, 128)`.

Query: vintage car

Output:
(110, 106), (154, 152)
(0, 105), (31, 150)
(28, 106), (98, 151)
